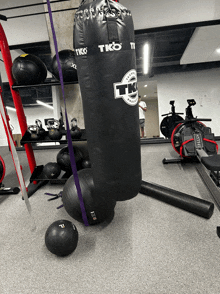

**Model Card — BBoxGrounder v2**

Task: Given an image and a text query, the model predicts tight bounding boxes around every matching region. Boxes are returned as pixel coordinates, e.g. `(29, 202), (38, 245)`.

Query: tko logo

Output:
(75, 47), (88, 56)
(71, 63), (77, 70)
(114, 69), (138, 106)
(115, 82), (137, 96)
(98, 42), (122, 52)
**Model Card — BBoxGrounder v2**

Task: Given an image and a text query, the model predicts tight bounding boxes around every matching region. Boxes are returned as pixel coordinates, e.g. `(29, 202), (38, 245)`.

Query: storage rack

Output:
(12, 80), (87, 195)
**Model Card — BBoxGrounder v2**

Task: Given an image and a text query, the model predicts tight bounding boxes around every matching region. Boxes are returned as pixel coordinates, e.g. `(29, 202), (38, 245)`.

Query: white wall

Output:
(120, 0), (220, 30)
(156, 68), (220, 136)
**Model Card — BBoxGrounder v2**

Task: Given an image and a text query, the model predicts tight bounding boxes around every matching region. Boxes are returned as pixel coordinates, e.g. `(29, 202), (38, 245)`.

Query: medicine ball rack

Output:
(0, 1), (80, 182)
(0, 12), (86, 198)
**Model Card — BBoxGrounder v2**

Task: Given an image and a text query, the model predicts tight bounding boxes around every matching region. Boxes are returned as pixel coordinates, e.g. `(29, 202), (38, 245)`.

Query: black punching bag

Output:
(74, 0), (141, 201)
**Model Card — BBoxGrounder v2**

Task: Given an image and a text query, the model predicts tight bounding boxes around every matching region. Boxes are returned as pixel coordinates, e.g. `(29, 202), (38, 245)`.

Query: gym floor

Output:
(1, 142), (220, 294)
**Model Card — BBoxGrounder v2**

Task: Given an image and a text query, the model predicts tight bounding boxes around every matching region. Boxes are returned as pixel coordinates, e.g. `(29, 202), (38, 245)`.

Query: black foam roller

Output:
(140, 180), (214, 219)
(217, 226), (220, 238)
(74, 0), (141, 201)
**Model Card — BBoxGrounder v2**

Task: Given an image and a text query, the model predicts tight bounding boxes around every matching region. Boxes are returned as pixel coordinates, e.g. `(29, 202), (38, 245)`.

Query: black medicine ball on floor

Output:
(42, 162), (61, 179)
(62, 168), (116, 225)
(45, 220), (78, 257)
(51, 49), (78, 82)
(12, 54), (47, 85)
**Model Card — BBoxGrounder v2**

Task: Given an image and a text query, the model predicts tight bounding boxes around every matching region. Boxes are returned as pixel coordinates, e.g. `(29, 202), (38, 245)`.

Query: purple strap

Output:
(46, 0), (89, 226)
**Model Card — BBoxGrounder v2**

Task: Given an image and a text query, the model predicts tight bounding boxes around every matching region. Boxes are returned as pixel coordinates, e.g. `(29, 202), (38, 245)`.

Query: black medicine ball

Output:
(62, 168), (116, 225)
(12, 54), (47, 85)
(51, 49), (78, 82)
(56, 145), (83, 172)
(45, 220), (78, 257)
(43, 162), (61, 179)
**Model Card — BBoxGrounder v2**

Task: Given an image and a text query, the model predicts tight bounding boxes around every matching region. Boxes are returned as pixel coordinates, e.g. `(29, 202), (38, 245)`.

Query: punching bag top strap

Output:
(105, 14), (119, 43)
(99, 0), (120, 43)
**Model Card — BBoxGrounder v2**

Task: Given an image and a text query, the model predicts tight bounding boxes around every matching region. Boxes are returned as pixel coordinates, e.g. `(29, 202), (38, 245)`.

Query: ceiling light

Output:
(144, 85), (148, 87)
(6, 106), (16, 112)
(36, 100), (54, 110)
(143, 43), (150, 75)
(144, 95), (147, 97)
(216, 48), (220, 54)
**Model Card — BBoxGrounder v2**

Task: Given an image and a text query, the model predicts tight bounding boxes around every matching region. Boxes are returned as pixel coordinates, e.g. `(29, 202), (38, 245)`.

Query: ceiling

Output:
(136, 22), (220, 100)
(181, 24), (220, 64)
(135, 27), (195, 76)
(2, 20), (220, 107)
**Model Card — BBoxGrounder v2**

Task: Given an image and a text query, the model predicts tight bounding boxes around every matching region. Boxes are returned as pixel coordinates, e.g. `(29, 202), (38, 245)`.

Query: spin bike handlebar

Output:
(161, 112), (184, 117)
(176, 118), (212, 126)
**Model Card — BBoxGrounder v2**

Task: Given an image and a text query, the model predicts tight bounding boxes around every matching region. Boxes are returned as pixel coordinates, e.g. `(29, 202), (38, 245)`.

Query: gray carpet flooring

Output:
(0, 143), (220, 294)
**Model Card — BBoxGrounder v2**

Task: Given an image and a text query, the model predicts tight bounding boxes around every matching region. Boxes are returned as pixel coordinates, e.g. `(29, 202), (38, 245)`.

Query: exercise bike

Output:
(163, 99), (220, 186)
(160, 100), (184, 138)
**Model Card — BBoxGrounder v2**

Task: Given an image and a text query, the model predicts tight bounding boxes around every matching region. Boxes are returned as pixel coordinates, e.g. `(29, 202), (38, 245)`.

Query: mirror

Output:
(137, 80), (159, 138)
(135, 22), (220, 139)
(1, 17), (220, 146)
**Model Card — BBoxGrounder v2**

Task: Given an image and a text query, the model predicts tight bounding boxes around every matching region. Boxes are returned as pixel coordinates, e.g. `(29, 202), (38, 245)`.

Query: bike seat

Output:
(201, 154), (220, 171)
